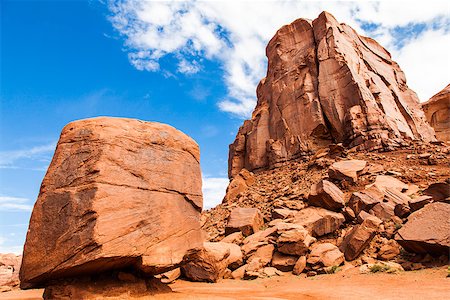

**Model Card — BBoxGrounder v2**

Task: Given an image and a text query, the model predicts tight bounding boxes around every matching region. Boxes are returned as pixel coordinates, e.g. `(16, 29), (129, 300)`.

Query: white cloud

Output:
(391, 28), (450, 101)
(0, 196), (33, 212)
(108, 0), (450, 117)
(0, 142), (56, 168)
(202, 177), (229, 209)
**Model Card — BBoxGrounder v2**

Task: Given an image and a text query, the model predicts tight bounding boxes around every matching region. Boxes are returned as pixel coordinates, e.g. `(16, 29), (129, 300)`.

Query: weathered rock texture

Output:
(229, 11), (435, 178)
(421, 84), (450, 141)
(0, 254), (21, 288)
(20, 117), (203, 289)
(396, 202), (450, 255)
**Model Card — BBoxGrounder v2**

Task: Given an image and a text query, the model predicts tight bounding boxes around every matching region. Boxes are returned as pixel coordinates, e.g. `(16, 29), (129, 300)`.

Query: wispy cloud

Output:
(0, 196), (33, 212)
(107, 0), (450, 116)
(0, 235), (23, 255)
(202, 176), (229, 209)
(0, 142), (56, 170)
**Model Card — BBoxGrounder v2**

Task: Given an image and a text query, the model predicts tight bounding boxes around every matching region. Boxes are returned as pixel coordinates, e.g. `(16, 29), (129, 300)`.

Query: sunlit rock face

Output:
(20, 117), (203, 289)
(229, 11), (435, 178)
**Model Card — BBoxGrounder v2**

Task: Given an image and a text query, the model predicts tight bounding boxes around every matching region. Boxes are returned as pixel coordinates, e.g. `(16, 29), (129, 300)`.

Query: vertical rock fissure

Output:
(312, 22), (336, 145)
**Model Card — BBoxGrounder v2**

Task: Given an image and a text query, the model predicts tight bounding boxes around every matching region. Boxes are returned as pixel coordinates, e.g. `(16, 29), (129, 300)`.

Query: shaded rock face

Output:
(229, 11), (435, 178)
(20, 117), (203, 289)
(422, 84), (450, 141)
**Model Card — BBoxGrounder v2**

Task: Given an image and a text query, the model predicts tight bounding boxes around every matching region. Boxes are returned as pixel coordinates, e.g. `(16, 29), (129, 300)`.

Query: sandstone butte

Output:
(421, 84), (450, 142)
(228, 11), (436, 178)
(19, 117), (203, 289)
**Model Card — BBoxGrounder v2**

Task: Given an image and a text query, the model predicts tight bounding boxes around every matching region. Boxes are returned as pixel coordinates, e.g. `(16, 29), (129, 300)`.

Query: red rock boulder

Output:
(20, 117), (203, 289)
(395, 202), (450, 255)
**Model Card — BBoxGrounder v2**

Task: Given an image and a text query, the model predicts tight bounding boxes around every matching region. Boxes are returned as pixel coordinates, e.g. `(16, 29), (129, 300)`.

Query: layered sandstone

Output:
(229, 12), (435, 178)
(421, 84), (450, 141)
(20, 117), (203, 288)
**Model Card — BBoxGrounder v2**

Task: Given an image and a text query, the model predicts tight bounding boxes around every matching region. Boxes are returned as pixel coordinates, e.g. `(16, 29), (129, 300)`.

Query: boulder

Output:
(369, 202), (396, 221)
(271, 252), (297, 272)
(277, 224), (316, 256)
(157, 268), (180, 284)
(395, 202), (450, 255)
(272, 208), (296, 220)
(220, 232), (244, 245)
(421, 84), (450, 141)
(293, 207), (345, 236)
(328, 160), (367, 183)
(423, 182), (450, 202)
(222, 169), (255, 203)
(181, 246), (228, 283)
(377, 240), (400, 261)
(247, 244), (275, 267)
(20, 117), (203, 289)
(340, 216), (382, 261)
(225, 207), (264, 237)
(241, 227), (277, 256)
(307, 243), (344, 267)
(308, 180), (345, 211)
(348, 188), (382, 215)
(228, 12), (435, 178)
(203, 242), (243, 270)
(408, 195), (433, 212)
(368, 175), (408, 193)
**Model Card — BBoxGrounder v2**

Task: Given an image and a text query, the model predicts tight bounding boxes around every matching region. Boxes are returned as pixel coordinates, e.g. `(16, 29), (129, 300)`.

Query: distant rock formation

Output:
(421, 84), (450, 141)
(0, 254), (21, 291)
(229, 11), (435, 178)
(20, 117), (203, 289)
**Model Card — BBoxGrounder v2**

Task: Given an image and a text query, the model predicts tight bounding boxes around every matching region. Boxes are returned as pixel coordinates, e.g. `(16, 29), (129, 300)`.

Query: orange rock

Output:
(340, 216), (382, 261)
(228, 11), (435, 178)
(308, 180), (345, 211)
(20, 117), (203, 289)
(292, 256), (307, 275)
(222, 169), (255, 204)
(293, 207), (345, 237)
(307, 243), (344, 267)
(225, 208), (264, 237)
(422, 84), (450, 141)
(271, 252), (297, 272)
(328, 160), (367, 183)
(395, 202), (450, 255)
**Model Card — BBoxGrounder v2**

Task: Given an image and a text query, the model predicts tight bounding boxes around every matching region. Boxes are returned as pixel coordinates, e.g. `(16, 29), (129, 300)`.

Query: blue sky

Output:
(1, 0), (449, 253)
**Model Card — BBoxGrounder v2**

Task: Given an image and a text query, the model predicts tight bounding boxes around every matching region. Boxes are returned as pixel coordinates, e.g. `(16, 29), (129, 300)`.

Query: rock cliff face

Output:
(20, 117), (203, 289)
(229, 12), (435, 178)
(421, 84), (450, 141)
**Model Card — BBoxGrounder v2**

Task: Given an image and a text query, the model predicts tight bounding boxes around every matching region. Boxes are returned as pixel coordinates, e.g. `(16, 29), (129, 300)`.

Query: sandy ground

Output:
(1, 267), (448, 300)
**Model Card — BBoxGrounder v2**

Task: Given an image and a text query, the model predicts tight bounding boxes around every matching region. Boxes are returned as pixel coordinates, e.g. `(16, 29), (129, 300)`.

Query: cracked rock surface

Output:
(20, 117), (203, 289)
(229, 11), (435, 178)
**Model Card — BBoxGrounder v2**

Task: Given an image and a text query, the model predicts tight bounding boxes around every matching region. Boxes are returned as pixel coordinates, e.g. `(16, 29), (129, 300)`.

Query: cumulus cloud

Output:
(108, 0), (450, 116)
(202, 177), (229, 209)
(0, 196), (33, 212)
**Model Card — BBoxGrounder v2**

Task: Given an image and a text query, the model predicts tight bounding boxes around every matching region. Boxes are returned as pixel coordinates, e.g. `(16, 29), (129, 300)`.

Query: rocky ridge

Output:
(422, 84), (450, 142)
